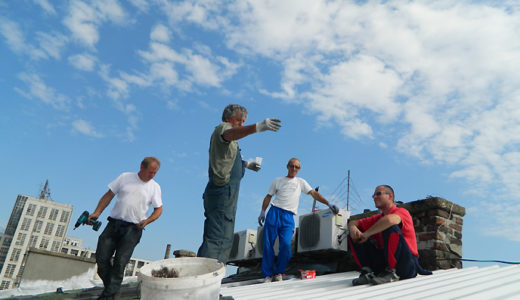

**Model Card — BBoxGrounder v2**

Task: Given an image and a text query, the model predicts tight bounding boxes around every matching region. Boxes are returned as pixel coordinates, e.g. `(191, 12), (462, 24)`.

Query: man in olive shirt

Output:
(197, 104), (281, 263)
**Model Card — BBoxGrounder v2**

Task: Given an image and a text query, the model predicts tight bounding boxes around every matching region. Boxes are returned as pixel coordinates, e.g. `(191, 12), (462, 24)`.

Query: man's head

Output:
(139, 156), (161, 182)
(372, 185), (395, 210)
(286, 158), (301, 178)
(222, 104), (248, 127)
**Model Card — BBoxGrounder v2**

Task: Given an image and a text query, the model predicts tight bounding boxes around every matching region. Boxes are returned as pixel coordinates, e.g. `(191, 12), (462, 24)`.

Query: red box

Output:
(299, 269), (316, 280)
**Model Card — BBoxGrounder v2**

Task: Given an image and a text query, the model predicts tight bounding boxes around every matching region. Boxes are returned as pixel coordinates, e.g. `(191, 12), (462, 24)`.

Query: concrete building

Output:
(0, 193), (73, 290)
(58, 237), (151, 277)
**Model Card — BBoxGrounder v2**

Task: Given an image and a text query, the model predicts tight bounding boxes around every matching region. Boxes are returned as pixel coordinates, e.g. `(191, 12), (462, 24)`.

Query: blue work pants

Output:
(261, 206), (294, 278)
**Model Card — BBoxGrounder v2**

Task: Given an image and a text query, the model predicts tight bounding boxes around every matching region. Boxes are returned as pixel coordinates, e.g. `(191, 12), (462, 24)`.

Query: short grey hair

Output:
(222, 104), (248, 122)
(141, 156), (161, 168)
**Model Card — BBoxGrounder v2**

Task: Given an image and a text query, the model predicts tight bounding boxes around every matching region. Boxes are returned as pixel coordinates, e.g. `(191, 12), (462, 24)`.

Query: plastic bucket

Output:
(137, 257), (225, 300)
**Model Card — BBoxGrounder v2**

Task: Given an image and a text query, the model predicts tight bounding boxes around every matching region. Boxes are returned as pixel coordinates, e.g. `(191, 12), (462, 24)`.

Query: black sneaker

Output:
(370, 267), (399, 285)
(352, 267), (375, 286)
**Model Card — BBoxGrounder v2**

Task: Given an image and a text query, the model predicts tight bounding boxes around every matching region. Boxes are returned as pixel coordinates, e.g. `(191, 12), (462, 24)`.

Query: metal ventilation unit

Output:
(297, 208), (350, 253)
(254, 226), (278, 259)
(228, 229), (257, 262)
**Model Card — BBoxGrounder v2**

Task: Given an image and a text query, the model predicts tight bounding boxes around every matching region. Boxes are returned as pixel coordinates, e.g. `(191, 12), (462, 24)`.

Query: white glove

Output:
(256, 118), (281, 132)
(258, 210), (266, 226)
(246, 161), (261, 172)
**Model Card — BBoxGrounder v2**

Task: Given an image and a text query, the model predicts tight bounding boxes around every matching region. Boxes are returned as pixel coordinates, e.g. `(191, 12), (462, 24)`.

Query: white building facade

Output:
(0, 194), (152, 290)
(0, 194), (72, 289)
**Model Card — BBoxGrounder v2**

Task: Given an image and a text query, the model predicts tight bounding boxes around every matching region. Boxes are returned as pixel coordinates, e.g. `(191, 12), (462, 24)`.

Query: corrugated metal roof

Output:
(220, 265), (520, 300)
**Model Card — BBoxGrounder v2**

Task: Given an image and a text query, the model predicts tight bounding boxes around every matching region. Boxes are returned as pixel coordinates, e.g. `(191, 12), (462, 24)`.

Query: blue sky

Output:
(1, 0), (519, 267)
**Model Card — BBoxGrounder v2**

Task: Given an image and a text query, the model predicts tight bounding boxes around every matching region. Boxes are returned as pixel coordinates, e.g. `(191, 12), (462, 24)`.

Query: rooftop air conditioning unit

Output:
(297, 208), (350, 253)
(254, 226), (278, 259)
(228, 229), (257, 262)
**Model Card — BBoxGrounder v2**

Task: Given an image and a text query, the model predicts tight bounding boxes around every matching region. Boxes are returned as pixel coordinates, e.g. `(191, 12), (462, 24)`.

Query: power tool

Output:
(74, 211), (102, 231)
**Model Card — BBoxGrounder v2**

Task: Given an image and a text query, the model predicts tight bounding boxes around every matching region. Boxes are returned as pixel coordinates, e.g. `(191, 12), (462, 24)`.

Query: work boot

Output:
(263, 276), (272, 283)
(370, 267), (399, 285)
(352, 267), (375, 286)
(273, 274), (283, 282)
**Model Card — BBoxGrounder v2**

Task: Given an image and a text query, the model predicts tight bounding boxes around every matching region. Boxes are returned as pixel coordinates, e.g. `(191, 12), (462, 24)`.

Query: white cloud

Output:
(128, 0), (150, 13)
(138, 39), (240, 90)
(0, 19), (68, 60)
(72, 119), (103, 137)
(99, 65), (130, 100)
(33, 0), (56, 15)
(63, 0), (127, 48)
(68, 53), (97, 71)
(36, 31), (68, 59)
(0, 19), (26, 54)
(164, 1), (520, 237)
(16, 72), (69, 110)
(175, 0), (520, 198)
(151, 24), (170, 43)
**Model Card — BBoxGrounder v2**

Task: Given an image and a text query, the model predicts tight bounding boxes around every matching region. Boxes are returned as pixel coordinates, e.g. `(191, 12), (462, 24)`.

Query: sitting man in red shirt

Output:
(347, 185), (431, 285)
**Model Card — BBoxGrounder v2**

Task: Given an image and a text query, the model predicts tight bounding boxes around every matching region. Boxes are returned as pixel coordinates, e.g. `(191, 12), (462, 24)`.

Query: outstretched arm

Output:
(309, 190), (339, 214)
(308, 190), (329, 206)
(222, 119), (282, 142)
(222, 124), (257, 142)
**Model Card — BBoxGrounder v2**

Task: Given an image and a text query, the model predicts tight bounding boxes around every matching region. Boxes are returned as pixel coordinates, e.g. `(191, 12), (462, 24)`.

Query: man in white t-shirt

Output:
(257, 158), (338, 282)
(89, 157), (163, 300)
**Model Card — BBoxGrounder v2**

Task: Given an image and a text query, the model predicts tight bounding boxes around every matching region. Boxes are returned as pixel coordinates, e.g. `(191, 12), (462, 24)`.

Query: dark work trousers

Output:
(348, 225), (419, 279)
(96, 217), (142, 297)
(197, 148), (245, 263)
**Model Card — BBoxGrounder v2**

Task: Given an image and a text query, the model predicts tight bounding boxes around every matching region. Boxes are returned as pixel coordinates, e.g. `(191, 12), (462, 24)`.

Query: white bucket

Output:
(137, 257), (225, 300)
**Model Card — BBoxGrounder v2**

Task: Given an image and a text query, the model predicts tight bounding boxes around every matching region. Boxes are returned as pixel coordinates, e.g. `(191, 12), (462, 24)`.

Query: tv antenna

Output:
(39, 179), (51, 200)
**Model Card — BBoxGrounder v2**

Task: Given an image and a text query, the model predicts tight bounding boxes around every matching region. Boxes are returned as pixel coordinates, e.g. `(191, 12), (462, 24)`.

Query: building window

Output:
(28, 235), (38, 248)
(51, 241), (60, 252)
(1, 280), (10, 290)
(20, 218), (32, 231)
(37, 206), (48, 218)
(0, 247), (9, 260)
(125, 260), (136, 276)
(4, 264), (16, 278)
(70, 249), (79, 256)
(49, 208), (59, 221)
(9, 248), (21, 262)
(61, 247), (69, 254)
(44, 223), (54, 235)
(55, 225), (65, 237)
(26, 204), (37, 216)
(2, 237), (12, 247)
(15, 233), (27, 246)
(33, 220), (43, 233)
(39, 237), (49, 250)
(137, 261), (145, 268)
(60, 211), (70, 223)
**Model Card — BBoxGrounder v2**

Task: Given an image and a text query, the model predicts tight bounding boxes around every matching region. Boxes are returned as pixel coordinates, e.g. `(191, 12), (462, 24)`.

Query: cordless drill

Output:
(74, 211), (102, 231)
